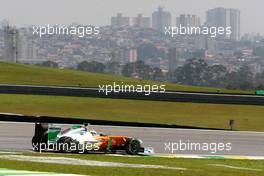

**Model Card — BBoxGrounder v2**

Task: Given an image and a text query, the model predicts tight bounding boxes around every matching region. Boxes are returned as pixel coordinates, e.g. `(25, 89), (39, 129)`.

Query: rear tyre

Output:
(57, 137), (79, 153)
(125, 138), (141, 155)
(32, 133), (48, 152)
(32, 136), (40, 151)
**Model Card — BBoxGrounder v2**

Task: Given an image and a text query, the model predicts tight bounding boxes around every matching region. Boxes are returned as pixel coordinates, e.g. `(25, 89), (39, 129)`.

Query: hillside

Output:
(0, 61), (253, 94)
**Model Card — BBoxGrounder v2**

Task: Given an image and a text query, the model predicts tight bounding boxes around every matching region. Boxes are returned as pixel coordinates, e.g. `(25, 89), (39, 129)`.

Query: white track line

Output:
(0, 168), (82, 175)
(0, 155), (186, 170)
(208, 164), (263, 171)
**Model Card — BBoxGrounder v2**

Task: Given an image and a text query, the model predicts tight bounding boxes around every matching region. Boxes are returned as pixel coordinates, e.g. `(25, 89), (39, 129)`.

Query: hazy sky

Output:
(0, 0), (263, 34)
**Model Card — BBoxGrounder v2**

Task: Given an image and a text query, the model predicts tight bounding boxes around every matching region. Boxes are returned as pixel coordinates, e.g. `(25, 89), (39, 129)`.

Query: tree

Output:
(77, 61), (105, 73)
(254, 71), (264, 88)
(256, 84), (264, 90)
(151, 67), (164, 81)
(40, 61), (58, 68)
(122, 61), (152, 79)
(135, 60), (152, 79)
(107, 61), (121, 75)
(207, 64), (228, 87)
(169, 57), (257, 90)
(225, 65), (254, 90)
(174, 58), (209, 86)
(122, 63), (135, 77)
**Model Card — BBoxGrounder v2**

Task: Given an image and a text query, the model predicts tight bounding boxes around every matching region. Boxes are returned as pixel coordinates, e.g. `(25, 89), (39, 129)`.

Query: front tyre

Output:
(125, 138), (141, 155)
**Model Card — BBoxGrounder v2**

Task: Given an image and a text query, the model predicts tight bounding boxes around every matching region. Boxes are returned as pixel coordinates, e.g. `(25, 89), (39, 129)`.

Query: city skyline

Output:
(0, 0), (263, 35)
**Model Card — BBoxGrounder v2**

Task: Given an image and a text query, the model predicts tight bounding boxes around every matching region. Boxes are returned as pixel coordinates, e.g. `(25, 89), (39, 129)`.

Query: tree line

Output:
(39, 59), (264, 90)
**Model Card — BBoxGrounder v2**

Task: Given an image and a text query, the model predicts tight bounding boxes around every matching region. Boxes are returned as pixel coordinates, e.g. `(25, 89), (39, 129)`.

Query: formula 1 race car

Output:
(32, 123), (149, 155)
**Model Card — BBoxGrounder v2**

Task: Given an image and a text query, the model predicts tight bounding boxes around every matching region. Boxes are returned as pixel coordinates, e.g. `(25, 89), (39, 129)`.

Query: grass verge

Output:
(0, 94), (263, 131)
(0, 153), (263, 176)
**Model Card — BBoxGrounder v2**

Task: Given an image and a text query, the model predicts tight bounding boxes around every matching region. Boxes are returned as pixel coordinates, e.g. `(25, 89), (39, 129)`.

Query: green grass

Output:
(0, 94), (263, 131)
(0, 61), (253, 94)
(0, 153), (263, 176)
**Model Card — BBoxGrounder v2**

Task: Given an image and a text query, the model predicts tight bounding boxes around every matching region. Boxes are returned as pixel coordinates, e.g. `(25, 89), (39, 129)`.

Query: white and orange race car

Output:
(32, 123), (153, 155)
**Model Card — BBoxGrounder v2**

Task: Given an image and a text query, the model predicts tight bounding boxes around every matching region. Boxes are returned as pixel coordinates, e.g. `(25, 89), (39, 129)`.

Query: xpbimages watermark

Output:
(164, 140), (232, 154)
(32, 142), (100, 153)
(98, 82), (166, 95)
(165, 24), (232, 38)
(32, 24), (100, 37)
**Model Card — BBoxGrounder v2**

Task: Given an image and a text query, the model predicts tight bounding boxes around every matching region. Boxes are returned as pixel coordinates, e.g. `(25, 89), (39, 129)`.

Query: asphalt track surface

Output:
(0, 122), (264, 156)
(1, 84), (264, 105)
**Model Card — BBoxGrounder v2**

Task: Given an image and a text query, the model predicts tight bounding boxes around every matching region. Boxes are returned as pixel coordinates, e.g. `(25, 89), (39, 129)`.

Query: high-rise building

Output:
(206, 7), (240, 40)
(206, 8), (226, 27)
(0, 19), (9, 28)
(176, 14), (200, 27)
(111, 13), (130, 27)
(17, 28), (37, 60)
(227, 8), (240, 41)
(168, 48), (178, 72)
(3, 26), (18, 62)
(129, 48), (137, 63)
(152, 7), (171, 31)
(132, 14), (150, 28)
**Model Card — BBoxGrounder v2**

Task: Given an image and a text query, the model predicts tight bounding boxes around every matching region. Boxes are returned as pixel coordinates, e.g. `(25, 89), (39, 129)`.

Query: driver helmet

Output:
(90, 129), (97, 136)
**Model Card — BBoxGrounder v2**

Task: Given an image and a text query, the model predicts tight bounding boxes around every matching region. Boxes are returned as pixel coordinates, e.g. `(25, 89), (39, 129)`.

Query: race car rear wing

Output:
(32, 123), (48, 144)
